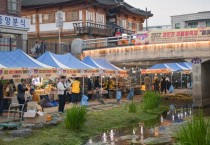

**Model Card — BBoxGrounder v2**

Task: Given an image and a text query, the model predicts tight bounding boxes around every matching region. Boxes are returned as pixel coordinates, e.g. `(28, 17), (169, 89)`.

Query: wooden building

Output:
(21, 0), (153, 47)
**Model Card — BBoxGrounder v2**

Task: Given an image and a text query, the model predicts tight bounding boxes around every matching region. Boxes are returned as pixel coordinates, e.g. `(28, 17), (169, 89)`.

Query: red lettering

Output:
(167, 32), (171, 37)
(189, 31), (194, 35)
(185, 31), (189, 36)
(181, 31), (185, 36)
(163, 32), (167, 37)
(194, 31), (198, 35)
(171, 32), (175, 37)
(176, 32), (181, 36)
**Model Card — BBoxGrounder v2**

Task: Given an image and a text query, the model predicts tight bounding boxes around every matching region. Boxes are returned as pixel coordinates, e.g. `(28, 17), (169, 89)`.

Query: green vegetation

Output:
(0, 103), (167, 145)
(143, 91), (161, 111)
(65, 106), (87, 131)
(128, 101), (137, 113)
(176, 111), (210, 145)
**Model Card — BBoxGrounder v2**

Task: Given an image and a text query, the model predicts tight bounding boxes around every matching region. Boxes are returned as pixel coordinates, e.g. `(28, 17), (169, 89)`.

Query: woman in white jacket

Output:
(57, 76), (67, 113)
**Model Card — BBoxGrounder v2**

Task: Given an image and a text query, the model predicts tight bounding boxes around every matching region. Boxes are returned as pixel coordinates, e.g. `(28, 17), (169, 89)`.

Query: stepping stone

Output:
(9, 128), (32, 137)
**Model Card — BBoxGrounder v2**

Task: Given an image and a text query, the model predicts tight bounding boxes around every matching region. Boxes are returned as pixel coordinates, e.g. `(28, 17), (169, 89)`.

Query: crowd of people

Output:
(144, 74), (171, 94)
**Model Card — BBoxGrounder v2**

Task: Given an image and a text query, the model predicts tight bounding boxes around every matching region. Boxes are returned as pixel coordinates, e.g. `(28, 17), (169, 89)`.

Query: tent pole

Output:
(82, 76), (84, 96)
(100, 74), (103, 100)
(181, 72), (183, 89)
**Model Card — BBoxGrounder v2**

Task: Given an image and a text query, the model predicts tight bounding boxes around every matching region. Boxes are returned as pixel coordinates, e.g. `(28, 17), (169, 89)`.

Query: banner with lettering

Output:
(136, 27), (210, 45)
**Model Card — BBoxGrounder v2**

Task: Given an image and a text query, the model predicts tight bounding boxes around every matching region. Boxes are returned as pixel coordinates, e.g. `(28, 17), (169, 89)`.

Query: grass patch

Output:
(143, 91), (161, 111)
(0, 102), (168, 145)
(128, 101), (137, 113)
(65, 105), (87, 131)
(176, 111), (210, 145)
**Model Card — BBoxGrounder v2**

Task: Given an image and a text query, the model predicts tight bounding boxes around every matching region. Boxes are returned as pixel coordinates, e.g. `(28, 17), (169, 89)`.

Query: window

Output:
(66, 11), (79, 21)
(175, 23), (180, 29)
(187, 22), (198, 28)
(119, 19), (127, 28)
(42, 13), (55, 23)
(128, 21), (132, 30)
(7, 0), (19, 14)
(22, 15), (33, 24)
(136, 23), (139, 31)
(206, 21), (210, 27)
(86, 11), (95, 22)
(96, 12), (104, 23)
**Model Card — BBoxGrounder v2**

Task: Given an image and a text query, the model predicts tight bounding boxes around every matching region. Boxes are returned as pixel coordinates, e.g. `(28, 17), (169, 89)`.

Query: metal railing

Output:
(0, 38), (71, 57)
(83, 35), (136, 49)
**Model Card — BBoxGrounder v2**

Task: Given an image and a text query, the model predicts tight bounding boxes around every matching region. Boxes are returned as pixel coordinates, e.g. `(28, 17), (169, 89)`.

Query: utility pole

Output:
(146, 7), (148, 31)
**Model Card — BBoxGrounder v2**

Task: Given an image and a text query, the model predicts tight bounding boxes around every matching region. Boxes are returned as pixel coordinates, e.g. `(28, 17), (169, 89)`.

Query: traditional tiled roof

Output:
(22, 0), (73, 7)
(22, 0), (153, 17)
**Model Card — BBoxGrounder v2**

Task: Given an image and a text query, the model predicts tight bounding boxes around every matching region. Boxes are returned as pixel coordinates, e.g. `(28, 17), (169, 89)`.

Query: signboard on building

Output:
(0, 15), (29, 30)
(56, 11), (64, 27)
(135, 27), (210, 45)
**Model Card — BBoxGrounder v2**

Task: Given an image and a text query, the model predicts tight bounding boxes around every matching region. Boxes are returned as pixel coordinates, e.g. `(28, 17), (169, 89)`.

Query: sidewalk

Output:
(0, 95), (143, 123)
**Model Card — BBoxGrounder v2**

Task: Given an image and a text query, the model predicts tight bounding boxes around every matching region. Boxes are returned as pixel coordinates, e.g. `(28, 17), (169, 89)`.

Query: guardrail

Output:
(83, 35), (136, 49)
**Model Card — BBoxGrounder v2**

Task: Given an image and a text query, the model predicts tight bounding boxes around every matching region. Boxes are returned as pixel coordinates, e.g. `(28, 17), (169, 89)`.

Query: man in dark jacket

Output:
(0, 81), (4, 116)
(17, 79), (28, 113)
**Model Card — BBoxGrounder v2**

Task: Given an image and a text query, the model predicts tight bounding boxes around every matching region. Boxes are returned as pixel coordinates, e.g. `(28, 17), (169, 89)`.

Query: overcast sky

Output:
(124, 0), (210, 27)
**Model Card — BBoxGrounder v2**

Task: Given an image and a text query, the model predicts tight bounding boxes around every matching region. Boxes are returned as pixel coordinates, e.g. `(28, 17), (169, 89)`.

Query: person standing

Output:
(144, 74), (151, 91)
(17, 79), (28, 113)
(153, 75), (160, 93)
(161, 77), (167, 94)
(71, 77), (81, 104)
(87, 78), (92, 101)
(94, 76), (101, 89)
(9, 79), (16, 97)
(165, 75), (171, 91)
(0, 81), (4, 116)
(57, 76), (67, 113)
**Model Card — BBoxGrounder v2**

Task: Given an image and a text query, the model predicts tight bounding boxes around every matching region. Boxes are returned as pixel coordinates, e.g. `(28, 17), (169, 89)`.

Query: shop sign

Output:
(191, 58), (202, 64)
(0, 15), (30, 30)
(135, 27), (210, 45)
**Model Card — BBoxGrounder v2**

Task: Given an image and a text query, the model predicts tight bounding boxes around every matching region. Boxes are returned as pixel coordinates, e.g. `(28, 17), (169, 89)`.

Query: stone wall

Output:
(193, 60), (210, 107)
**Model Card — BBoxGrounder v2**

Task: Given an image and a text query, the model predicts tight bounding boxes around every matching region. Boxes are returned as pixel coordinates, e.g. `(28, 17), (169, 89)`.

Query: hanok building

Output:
(0, 0), (29, 51)
(21, 0), (152, 53)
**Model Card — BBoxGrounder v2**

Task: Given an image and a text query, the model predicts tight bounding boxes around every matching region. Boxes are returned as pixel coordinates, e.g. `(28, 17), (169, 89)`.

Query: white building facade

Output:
(171, 11), (210, 29)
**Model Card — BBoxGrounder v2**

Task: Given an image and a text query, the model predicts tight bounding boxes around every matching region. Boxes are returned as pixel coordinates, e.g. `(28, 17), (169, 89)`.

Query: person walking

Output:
(0, 81), (4, 116)
(71, 77), (81, 104)
(144, 74), (151, 91)
(57, 76), (67, 113)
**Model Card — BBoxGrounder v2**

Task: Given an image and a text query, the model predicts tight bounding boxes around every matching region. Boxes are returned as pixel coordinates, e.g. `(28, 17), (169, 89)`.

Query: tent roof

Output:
(82, 56), (122, 71)
(0, 64), (7, 68)
(148, 63), (189, 71)
(37, 52), (69, 68)
(82, 56), (105, 69)
(177, 62), (192, 69)
(0, 49), (51, 68)
(38, 52), (93, 69)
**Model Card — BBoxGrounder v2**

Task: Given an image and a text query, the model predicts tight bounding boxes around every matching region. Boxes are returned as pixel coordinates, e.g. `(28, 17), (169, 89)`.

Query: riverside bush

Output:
(65, 105), (87, 131)
(143, 91), (161, 111)
(176, 112), (210, 145)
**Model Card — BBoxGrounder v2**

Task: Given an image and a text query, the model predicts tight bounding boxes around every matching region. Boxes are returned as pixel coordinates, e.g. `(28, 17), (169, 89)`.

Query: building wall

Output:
(171, 11), (210, 29)
(0, 0), (21, 17)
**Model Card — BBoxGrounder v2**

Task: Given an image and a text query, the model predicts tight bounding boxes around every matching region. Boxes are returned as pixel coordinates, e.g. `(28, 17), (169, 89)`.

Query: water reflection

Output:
(86, 104), (210, 145)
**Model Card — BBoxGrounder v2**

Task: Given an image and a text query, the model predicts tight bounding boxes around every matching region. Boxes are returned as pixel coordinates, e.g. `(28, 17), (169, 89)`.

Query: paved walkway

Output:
(0, 89), (192, 123)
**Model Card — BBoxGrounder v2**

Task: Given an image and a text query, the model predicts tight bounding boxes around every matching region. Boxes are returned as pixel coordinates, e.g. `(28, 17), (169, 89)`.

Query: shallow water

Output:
(85, 103), (199, 145)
